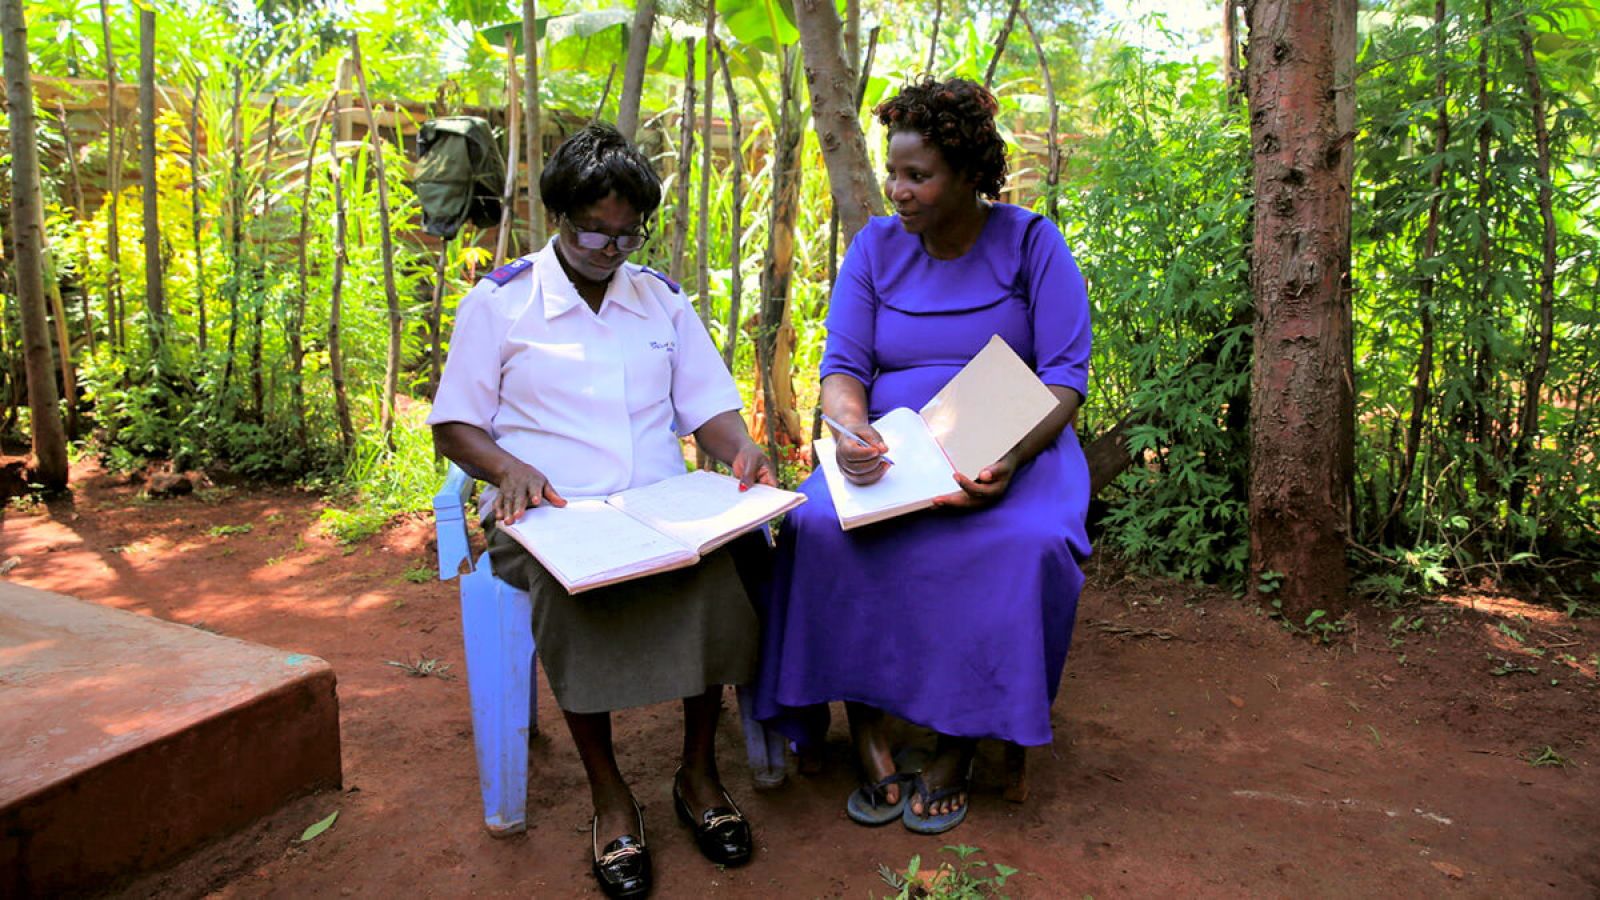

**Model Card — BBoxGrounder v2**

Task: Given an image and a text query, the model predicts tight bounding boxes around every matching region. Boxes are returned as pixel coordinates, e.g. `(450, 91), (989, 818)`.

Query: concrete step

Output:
(1, 581), (341, 896)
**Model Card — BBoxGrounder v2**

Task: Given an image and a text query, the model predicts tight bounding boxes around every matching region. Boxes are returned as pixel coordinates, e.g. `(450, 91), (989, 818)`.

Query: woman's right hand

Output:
(835, 423), (892, 486)
(493, 459), (567, 524)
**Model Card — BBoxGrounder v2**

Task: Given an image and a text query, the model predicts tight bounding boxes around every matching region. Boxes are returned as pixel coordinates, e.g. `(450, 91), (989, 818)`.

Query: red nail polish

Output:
(739, 483), (749, 492)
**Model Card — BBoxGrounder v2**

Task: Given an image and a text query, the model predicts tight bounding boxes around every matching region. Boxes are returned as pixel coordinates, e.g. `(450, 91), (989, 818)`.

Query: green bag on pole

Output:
(414, 116), (506, 240)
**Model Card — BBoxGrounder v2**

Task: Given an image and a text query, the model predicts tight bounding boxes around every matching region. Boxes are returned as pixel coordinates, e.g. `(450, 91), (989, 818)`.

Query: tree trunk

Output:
(984, 0), (1022, 90)
(137, 8), (165, 351)
(752, 47), (806, 453)
(42, 248), (77, 436)
(1022, 10), (1059, 223)
(697, 20), (718, 327)
(327, 126), (355, 455)
(189, 76), (205, 354)
(223, 67), (243, 394)
(717, 43), (744, 373)
(592, 62), (617, 123)
(826, 22), (878, 293)
(99, 0), (123, 350)
(1384, 0), (1448, 537)
(294, 93), (334, 451)
(925, 0), (943, 73)
(793, 0), (881, 245)
(349, 35), (403, 446)
(2, 0), (68, 488)
(56, 101), (95, 357)
(523, 0), (545, 248)
(1242, 0), (1356, 618)
(251, 96), (278, 416)
(616, 0), (655, 141)
(1222, 0), (1242, 106)
(844, 0), (860, 81)
(494, 33), (521, 268)
(669, 37), (696, 285)
(1508, 22), (1556, 515)
(429, 242), (449, 397)
(1470, 0), (1495, 488)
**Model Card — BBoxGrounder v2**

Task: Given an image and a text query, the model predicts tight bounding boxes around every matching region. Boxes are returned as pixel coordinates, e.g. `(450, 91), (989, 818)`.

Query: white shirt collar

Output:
(535, 241), (648, 320)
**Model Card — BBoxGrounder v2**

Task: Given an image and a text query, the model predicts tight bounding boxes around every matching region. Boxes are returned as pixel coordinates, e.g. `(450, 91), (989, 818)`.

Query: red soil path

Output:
(3, 460), (1597, 898)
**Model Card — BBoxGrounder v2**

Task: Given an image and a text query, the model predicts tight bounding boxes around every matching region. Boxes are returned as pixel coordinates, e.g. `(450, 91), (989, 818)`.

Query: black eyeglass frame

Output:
(561, 215), (652, 253)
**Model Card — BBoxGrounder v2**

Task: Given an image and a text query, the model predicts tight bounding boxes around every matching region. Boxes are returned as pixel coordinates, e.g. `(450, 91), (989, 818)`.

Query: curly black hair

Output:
(539, 122), (662, 219)
(875, 77), (1008, 199)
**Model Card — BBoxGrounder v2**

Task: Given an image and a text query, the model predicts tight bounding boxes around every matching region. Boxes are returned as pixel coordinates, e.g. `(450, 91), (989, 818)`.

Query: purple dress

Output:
(753, 203), (1093, 746)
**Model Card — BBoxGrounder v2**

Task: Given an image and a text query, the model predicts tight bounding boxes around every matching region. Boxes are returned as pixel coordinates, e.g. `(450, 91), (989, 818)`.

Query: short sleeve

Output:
(426, 282), (502, 433)
(818, 226), (878, 386)
(1022, 217), (1092, 401)
(669, 298), (742, 434)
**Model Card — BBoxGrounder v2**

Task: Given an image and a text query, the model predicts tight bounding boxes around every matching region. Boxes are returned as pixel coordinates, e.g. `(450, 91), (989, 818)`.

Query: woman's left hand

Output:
(730, 441), (778, 490)
(932, 453), (1017, 509)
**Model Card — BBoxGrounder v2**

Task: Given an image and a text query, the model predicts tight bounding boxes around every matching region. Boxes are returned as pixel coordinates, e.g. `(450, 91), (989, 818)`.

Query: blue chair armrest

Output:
(434, 464), (477, 580)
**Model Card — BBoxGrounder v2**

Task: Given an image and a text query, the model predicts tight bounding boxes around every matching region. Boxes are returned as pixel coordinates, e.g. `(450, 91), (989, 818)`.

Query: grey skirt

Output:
(486, 526), (760, 714)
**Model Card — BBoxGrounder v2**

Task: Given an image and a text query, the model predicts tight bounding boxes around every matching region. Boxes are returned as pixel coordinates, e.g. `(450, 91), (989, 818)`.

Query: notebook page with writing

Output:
(918, 335), (1061, 479)
(500, 499), (698, 593)
(606, 469), (805, 554)
(814, 406), (956, 530)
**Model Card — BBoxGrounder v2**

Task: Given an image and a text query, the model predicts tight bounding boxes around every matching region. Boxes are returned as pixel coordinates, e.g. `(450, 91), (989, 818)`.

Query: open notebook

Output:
(815, 335), (1061, 530)
(499, 469), (804, 594)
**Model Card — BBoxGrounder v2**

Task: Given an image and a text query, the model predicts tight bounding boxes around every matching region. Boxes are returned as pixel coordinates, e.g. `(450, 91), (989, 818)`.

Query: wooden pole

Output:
(494, 32), (521, 268)
(188, 76), (205, 354)
(1022, 10), (1059, 223)
(697, 18), (715, 320)
(327, 124), (354, 455)
(57, 100), (94, 356)
(98, 0), (123, 349)
(137, 7), (165, 350)
(348, 34), (403, 446)
(524, 0), (545, 247)
(293, 93), (335, 450)
(671, 37), (695, 283)
(717, 42), (743, 373)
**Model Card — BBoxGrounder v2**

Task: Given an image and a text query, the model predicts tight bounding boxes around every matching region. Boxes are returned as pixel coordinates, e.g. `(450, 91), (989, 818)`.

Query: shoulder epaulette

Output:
(485, 257), (534, 286)
(639, 266), (681, 294)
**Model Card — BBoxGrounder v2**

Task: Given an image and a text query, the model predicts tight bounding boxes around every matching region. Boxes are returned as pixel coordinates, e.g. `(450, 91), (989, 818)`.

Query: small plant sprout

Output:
(386, 656), (454, 679)
(1524, 746), (1571, 768)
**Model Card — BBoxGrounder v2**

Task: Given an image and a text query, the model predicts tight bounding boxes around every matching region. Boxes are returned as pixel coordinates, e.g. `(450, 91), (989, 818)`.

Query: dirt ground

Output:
(3, 459), (1598, 898)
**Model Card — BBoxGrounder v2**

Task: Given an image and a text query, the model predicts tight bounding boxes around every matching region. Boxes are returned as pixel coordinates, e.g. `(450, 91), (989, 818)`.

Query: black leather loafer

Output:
(591, 803), (651, 899)
(672, 769), (754, 867)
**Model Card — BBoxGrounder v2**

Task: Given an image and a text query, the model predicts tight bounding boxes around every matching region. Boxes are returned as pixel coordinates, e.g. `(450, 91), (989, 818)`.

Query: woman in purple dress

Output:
(754, 78), (1092, 834)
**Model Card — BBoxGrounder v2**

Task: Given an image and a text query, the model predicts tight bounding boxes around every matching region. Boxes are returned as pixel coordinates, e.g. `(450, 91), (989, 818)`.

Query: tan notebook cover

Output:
(918, 335), (1062, 479)
(815, 335), (1061, 530)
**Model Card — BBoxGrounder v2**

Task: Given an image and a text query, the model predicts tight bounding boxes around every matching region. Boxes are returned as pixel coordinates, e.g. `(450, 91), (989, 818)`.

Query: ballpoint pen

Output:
(819, 412), (894, 466)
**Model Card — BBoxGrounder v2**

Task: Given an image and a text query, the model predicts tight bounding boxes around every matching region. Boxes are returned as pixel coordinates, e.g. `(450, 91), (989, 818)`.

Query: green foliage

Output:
(10, 0), (1597, 600)
(1063, 47), (1253, 582)
(318, 402), (444, 545)
(1351, 0), (1600, 577)
(877, 845), (1020, 900)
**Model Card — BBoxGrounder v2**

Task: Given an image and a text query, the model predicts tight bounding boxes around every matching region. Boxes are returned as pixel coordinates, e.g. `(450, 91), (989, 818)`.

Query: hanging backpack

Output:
(414, 116), (506, 241)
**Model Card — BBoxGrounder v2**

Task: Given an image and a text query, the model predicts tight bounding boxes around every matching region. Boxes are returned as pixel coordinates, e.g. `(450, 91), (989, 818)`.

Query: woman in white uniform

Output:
(429, 124), (773, 899)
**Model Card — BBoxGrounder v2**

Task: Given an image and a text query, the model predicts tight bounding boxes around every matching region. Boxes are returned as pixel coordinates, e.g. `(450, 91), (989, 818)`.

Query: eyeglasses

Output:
(563, 218), (650, 253)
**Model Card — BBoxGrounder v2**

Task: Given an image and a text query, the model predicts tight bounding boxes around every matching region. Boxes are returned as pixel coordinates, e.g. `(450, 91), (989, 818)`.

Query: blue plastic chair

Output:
(434, 464), (788, 836)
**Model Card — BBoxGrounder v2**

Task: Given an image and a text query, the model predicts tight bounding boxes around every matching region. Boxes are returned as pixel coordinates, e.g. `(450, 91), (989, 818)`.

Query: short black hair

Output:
(539, 123), (663, 219)
(875, 77), (1008, 199)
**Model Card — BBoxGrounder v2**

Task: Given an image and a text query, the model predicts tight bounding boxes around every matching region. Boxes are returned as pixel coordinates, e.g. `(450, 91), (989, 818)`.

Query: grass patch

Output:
(318, 404), (444, 546)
